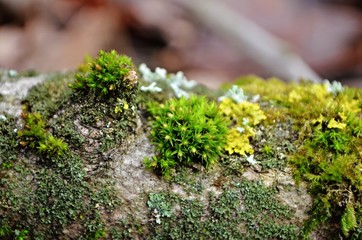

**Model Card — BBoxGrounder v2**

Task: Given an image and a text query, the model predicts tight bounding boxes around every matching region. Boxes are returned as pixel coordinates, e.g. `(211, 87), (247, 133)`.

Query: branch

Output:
(177, 0), (322, 83)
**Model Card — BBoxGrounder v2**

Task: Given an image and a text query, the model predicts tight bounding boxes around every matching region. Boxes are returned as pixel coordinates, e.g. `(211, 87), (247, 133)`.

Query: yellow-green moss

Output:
(230, 75), (362, 238)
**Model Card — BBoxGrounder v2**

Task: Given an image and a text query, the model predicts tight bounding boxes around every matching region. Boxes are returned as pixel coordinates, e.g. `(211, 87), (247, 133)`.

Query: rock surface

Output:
(3, 69), (357, 239)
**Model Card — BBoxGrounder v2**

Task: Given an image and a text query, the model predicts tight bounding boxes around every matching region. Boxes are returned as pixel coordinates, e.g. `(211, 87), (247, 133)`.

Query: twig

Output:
(176, 0), (322, 83)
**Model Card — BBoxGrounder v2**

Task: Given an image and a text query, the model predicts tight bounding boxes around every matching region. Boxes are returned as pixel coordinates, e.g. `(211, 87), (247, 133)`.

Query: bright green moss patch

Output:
(18, 112), (68, 158)
(71, 50), (137, 97)
(145, 96), (228, 178)
(67, 50), (139, 154)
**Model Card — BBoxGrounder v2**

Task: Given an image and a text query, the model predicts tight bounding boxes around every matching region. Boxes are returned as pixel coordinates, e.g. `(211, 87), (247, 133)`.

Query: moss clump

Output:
(67, 50), (139, 153)
(292, 114), (362, 238)
(71, 50), (137, 98)
(17, 112), (68, 158)
(288, 92), (361, 238)
(145, 96), (228, 178)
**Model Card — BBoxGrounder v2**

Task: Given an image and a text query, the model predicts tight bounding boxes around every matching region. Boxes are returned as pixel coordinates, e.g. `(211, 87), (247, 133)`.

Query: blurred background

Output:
(0, 0), (361, 88)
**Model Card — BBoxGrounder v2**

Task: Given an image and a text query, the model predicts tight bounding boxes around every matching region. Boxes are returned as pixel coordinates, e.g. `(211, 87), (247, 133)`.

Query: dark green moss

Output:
(147, 180), (298, 240)
(1, 86), (122, 239)
(109, 217), (144, 240)
(252, 122), (297, 170)
(0, 149), (120, 239)
(0, 114), (18, 169)
(23, 73), (73, 118)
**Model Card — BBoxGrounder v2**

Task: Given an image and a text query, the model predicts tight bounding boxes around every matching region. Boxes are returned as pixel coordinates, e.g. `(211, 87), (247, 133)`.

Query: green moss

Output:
(109, 217), (144, 240)
(147, 192), (173, 221)
(147, 180), (298, 239)
(225, 75), (362, 238)
(170, 167), (205, 193)
(70, 50), (137, 98)
(290, 111), (361, 237)
(0, 218), (11, 237)
(0, 148), (120, 239)
(0, 114), (18, 169)
(2, 55), (362, 239)
(66, 50), (139, 154)
(145, 96), (228, 178)
(23, 73), (73, 118)
(17, 112), (68, 159)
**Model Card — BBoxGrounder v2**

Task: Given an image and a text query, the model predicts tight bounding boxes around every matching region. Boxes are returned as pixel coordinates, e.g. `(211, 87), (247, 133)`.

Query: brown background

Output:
(0, 0), (361, 88)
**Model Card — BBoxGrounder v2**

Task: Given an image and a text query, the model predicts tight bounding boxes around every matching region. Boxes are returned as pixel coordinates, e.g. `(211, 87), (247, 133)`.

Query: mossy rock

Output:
(0, 53), (361, 239)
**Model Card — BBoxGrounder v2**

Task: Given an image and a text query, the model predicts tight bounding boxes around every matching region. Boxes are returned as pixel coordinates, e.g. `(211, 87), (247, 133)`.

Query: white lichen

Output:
(324, 79), (344, 95)
(236, 127), (245, 133)
(0, 114), (6, 121)
(245, 154), (257, 165)
(140, 82), (162, 93)
(8, 69), (18, 77)
(218, 85), (248, 103)
(170, 71), (197, 89)
(138, 63), (197, 98)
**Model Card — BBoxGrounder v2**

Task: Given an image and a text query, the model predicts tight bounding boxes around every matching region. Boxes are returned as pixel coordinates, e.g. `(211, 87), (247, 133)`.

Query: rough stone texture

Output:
(0, 71), (314, 237)
(242, 167), (312, 225)
(107, 132), (167, 222)
(0, 72), (46, 116)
